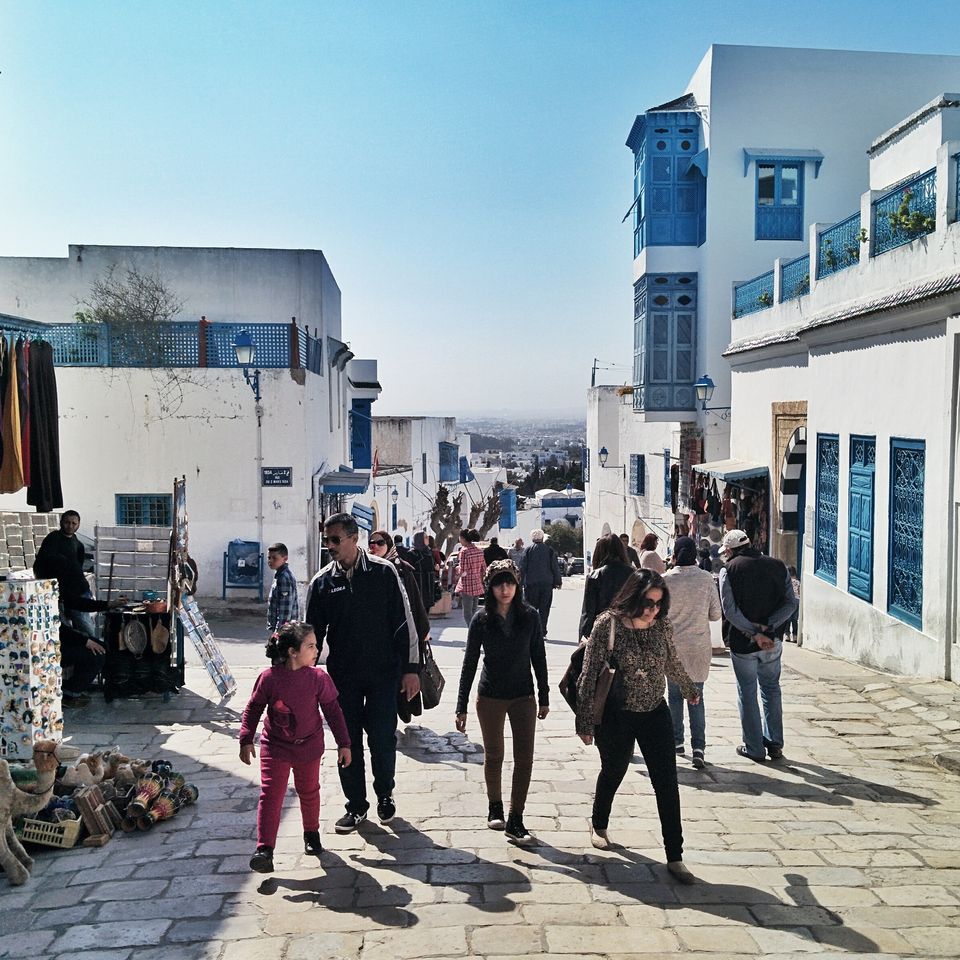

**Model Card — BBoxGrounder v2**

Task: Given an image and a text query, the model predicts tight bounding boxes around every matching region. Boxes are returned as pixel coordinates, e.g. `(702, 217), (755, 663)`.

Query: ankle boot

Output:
(303, 830), (323, 856)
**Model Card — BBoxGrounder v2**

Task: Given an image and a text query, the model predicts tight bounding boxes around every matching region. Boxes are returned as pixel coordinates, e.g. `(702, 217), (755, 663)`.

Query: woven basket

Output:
(15, 817), (83, 848)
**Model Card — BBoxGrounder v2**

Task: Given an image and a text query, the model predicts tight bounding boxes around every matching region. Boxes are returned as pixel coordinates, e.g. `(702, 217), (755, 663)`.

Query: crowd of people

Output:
(241, 516), (798, 886)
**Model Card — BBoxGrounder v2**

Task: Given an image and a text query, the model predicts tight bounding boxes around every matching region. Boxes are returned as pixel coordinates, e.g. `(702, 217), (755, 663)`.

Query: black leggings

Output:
(592, 699), (684, 862)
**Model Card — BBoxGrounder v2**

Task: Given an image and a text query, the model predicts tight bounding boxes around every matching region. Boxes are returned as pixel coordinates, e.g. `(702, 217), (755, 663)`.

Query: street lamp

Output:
(391, 487), (399, 530)
(234, 331), (261, 403)
(234, 331), (265, 569)
(597, 445), (626, 532)
(598, 446), (609, 467)
(693, 373), (731, 417)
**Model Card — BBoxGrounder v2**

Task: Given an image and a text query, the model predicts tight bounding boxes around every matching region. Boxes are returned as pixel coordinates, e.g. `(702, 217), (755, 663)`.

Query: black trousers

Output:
(335, 674), (399, 814)
(592, 699), (684, 862)
(61, 637), (105, 694)
(524, 582), (554, 635)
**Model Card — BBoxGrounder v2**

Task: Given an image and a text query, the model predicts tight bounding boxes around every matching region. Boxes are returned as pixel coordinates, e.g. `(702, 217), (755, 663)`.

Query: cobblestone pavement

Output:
(3, 582), (960, 959)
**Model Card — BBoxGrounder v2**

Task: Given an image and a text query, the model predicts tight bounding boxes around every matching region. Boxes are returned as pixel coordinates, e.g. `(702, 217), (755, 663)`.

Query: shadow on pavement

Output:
(350, 818), (531, 912)
(256, 850), (417, 927)
(677, 757), (936, 807)
(396, 724), (484, 765)
(528, 842), (878, 953)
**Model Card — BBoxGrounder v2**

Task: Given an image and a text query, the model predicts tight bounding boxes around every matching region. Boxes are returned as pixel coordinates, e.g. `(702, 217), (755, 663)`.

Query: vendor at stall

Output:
(45, 554), (126, 706)
(33, 510), (96, 637)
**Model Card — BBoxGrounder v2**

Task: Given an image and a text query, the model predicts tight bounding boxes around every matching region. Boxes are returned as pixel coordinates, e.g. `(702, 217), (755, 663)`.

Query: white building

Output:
(585, 45), (960, 568)
(0, 244), (379, 599)
(725, 94), (960, 679)
(538, 487), (585, 530)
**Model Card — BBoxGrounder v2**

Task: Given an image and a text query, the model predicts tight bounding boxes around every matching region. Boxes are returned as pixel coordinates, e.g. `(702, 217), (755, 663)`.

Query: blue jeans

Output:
(667, 680), (705, 752)
(730, 642), (783, 758)
(66, 589), (97, 639)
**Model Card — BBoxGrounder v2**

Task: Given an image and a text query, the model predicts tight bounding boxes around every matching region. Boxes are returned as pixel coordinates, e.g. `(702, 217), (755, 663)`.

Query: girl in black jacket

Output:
(580, 533), (634, 639)
(455, 559), (549, 844)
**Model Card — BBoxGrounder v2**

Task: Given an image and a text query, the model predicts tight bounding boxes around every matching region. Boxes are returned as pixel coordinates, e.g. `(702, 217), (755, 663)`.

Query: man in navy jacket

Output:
(306, 513), (420, 832)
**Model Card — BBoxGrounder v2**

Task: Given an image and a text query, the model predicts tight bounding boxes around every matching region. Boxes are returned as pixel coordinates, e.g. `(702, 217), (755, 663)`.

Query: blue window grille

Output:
(756, 162), (804, 240)
(438, 442), (459, 483)
(632, 273), (697, 412)
(629, 454), (645, 496)
(814, 434), (839, 584)
(350, 399), (372, 470)
(888, 438), (925, 629)
(847, 436), (875, 602)
(582, 446), (590, 484)
(872, 168), (936, 257)
(817, 212), (862, 279)
(733, 271), (774, 318)
(780, 254), (810, 302)
(663, 448), (671, 507)
(116, 494), (173, 526)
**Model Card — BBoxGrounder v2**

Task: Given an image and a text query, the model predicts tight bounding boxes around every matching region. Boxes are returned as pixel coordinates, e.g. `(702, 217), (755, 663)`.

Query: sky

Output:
(2, 1), (960, 416)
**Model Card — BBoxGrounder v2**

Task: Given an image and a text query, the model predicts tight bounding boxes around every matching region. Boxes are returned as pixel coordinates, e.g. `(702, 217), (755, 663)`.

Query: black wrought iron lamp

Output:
(694, 374), (731, 418)
(233, 331), (262, 403)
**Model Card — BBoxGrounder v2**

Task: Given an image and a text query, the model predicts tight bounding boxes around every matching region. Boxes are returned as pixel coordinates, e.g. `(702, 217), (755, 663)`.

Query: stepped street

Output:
(4, 582), (960, 960)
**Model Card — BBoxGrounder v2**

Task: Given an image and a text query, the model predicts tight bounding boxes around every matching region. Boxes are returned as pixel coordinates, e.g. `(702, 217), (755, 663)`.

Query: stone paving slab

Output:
(4, 582), (960, 958)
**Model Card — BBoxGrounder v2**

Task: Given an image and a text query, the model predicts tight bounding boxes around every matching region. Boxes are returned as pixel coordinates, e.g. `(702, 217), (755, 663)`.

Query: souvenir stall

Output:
(689, 459), (771, 562)
(0, 578), (63, 759)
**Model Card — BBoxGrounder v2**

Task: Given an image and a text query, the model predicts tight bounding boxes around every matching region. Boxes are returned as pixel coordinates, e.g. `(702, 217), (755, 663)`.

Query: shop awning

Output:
(317, 466), (370, 494)
(692, 458), (769, 482)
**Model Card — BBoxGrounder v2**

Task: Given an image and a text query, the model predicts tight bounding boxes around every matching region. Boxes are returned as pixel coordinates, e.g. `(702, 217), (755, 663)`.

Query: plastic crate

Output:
(15, 817), (82, 848)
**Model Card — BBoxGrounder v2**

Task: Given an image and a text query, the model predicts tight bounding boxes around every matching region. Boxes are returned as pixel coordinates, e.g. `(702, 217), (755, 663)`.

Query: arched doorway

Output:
(778, 425), (807, 573)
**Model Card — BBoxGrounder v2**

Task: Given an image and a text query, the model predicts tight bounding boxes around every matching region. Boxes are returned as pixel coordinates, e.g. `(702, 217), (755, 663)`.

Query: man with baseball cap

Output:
(717, 529), (798, 762)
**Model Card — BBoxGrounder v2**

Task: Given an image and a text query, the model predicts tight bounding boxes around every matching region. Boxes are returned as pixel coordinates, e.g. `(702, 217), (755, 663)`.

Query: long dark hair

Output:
(593, 533), (629, 568)
(265, 621), (314, 665)
(639, 533), (659, 551)
(608, 570), (670, 621)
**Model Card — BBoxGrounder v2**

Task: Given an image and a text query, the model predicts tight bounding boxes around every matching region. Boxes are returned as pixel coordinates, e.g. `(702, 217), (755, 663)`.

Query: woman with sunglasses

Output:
(576, 569), (700, 884)
(367, 530), (430, 648)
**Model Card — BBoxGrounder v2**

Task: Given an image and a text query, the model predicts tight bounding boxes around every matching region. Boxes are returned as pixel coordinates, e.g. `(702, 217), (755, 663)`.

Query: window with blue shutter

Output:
(814, 434), (839, 584)
(438, 442), (459, 483)
(349, 399), (372, 469)
(629, 454), (645, 496)
(499, 488), (517, 529)
(756, 162), (804, 240)
(888, 438), (925, 629)
(847, 436), (875, 602)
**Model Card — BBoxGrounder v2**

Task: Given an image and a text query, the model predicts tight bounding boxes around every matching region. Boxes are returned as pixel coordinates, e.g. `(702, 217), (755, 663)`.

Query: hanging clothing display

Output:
(26, 340), (64, 513)
(0, 336), (25, 493)
(17, 338), (31, 486)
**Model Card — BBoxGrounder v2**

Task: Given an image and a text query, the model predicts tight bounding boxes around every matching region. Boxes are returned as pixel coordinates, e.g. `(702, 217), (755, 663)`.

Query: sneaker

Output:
(736, 745), (766, 763)
(767, 744), (784, 761)
(691, 749), (705, 769)
(487, 801), (506, 830)
(505, 816), (534, 846)
(674, 744), (685, 756)
(249, 845), (274, 873)
(334, 811), (367, 834)
(667, 860), (696, 885)
(303, 830), (322, 856)
(590, 825), (611, 850)
(376, 796), (396, 824)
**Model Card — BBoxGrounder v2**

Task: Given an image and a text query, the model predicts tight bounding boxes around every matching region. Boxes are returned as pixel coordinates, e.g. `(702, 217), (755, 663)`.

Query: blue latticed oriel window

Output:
(629, 454), (645, 496)
(116, 494), (173, 526)
(814, 434), (839, 584)
(847, 436), (875, 602)
(756, 162), (804, 240)
(438, 442), (459, 484)
(888, 439), (925, 629)
(663, 449), (671, 507)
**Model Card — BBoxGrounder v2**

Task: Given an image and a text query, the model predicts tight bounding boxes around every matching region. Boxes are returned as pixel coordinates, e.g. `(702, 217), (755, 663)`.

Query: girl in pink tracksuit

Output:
(239, 621), (351, 873)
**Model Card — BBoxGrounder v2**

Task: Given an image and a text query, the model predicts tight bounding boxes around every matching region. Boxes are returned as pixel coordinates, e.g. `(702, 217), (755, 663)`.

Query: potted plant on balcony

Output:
(886, 188), (935, 237)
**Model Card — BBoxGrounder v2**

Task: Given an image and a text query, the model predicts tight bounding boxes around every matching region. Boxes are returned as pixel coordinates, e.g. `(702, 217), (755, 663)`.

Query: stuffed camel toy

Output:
(0, 740), (61, 886)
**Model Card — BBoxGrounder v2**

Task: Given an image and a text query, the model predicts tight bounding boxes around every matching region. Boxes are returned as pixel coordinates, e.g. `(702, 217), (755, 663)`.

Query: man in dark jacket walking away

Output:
(519, 529), (563, 638)
(718, 529), (798, 763)
(483, 537), (508, 565)
(306, 514), (421, 832)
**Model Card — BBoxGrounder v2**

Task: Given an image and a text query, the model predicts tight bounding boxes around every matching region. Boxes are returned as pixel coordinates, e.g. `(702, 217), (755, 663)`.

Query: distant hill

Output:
(469, 433), (517, 452)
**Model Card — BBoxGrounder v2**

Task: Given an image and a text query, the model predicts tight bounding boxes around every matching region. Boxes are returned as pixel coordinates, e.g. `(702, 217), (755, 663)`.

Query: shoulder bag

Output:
(419, 640), (446, 710)
(558, 616), (618, 720)
(590, 616), (619, 725)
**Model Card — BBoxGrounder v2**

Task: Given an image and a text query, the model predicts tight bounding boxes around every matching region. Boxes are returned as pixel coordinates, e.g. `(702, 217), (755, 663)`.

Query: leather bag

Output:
(590, 617), (619, 725)
(558, 617), (617, 723)
(419, 640), (445, 710)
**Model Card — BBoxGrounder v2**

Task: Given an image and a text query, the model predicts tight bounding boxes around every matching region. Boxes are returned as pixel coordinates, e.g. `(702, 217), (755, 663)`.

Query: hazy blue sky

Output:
(2, 1), (959, 415)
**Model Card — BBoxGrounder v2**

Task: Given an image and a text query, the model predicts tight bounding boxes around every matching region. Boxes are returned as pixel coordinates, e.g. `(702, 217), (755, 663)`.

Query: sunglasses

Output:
(368, 539), (387, 547)
(322, 534), (354, 546)
(639, 598), (663, 611)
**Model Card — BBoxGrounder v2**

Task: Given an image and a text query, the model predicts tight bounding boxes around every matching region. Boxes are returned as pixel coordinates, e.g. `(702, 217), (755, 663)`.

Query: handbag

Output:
(419, 640), (445, 710)
(590, 616), (619, 725)
(558, 643), (585, 711)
